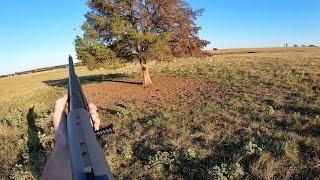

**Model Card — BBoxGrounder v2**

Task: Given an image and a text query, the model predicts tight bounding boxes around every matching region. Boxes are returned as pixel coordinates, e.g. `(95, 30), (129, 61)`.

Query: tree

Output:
(148, 0), (210, 57)
(75, 0), (209, 85)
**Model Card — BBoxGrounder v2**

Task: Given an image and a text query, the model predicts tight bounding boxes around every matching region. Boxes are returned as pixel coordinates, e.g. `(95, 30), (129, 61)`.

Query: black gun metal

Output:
(67, 55), (114, 180)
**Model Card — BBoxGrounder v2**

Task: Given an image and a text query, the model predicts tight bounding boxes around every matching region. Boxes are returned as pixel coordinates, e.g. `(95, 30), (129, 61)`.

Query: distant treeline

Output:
(0, 63), (83, 78)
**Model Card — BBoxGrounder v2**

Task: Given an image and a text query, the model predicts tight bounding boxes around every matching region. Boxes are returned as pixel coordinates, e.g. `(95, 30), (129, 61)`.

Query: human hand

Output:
(52, 94), (101, 148)
(43, 96), (101, 179)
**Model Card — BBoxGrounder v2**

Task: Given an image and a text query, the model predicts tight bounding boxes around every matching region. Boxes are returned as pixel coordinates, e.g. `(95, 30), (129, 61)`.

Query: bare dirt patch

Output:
(84, 76), (219, 114)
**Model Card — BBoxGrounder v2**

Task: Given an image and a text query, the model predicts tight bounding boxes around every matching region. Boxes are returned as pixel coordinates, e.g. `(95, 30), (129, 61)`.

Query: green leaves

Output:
(243, 141), (263, 156)
(75, 37), (117, 70)
(208, 163), (245, 180)
(76, 0), (209, 72)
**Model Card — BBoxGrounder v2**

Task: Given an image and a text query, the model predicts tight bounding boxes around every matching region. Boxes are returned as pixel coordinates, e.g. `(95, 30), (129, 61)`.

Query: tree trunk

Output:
(140, 60), (152, 85)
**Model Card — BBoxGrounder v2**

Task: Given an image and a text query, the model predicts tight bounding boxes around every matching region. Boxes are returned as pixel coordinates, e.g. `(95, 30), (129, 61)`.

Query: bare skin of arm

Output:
(41, 95), (101, 180)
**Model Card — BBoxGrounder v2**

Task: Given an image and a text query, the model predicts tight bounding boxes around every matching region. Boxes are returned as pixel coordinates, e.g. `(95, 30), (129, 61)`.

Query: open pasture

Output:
(0, 47), (319, 179)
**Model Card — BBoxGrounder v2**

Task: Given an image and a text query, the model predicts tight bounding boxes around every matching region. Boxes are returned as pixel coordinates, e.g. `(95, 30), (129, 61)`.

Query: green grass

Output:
(0, 47), (319, 179)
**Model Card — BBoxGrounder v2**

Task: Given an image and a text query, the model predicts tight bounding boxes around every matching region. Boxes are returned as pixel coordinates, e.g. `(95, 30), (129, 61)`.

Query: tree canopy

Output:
(75, 0), (209, 85)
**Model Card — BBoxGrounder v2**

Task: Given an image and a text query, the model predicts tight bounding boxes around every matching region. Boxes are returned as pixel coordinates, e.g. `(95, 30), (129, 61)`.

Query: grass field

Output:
(0, 47), (319, 179)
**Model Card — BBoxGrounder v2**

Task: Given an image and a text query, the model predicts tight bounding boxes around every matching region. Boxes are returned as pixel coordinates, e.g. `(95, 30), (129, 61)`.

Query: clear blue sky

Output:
(0, 0), (319, 75)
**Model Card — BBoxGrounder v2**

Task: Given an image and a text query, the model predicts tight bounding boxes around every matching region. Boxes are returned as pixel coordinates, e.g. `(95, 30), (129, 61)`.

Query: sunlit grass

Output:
(0, 47), (319, 179)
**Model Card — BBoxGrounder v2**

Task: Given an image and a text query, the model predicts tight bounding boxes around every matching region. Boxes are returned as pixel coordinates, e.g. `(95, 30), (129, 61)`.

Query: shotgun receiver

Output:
(67, 55), (114, 180)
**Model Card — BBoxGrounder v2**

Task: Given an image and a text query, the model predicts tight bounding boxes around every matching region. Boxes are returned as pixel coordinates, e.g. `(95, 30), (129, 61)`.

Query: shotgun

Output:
(67, 55), (114, 180)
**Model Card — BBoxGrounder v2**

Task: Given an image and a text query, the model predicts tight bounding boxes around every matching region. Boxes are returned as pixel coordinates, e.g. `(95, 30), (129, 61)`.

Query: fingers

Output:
(89, 103), (97, 111)
(89, 103), (100, 131)
(53, 97), (101, 132)
(54, 94), (68, 115)
(53, 94), (68, 131)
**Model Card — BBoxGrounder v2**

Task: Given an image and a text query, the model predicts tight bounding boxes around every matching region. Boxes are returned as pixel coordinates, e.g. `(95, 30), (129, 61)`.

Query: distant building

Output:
(293, 44), (298, 47)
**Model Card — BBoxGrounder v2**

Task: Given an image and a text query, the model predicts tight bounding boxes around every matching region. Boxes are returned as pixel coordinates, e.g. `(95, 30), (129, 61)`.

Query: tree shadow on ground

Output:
(132, 139), (157, 164)
(27, 107), (46, 178)
(280, 105), (320, 117)
(43, 73), (142, 88)
(131, 114), (176, 163)
(136, 114), (159, 124)
(293, 124), (320, 138)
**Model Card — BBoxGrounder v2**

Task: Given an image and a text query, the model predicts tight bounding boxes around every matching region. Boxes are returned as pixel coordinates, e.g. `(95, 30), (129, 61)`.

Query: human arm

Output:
(41, 95), (100, 180)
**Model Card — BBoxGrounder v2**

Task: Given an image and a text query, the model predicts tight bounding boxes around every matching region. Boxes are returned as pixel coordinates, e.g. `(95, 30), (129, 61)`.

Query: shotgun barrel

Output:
(67, 55), (113, 180)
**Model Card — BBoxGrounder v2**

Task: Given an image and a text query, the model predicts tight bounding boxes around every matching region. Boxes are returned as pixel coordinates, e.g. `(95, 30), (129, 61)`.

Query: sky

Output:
(0, 0), (319, 75)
